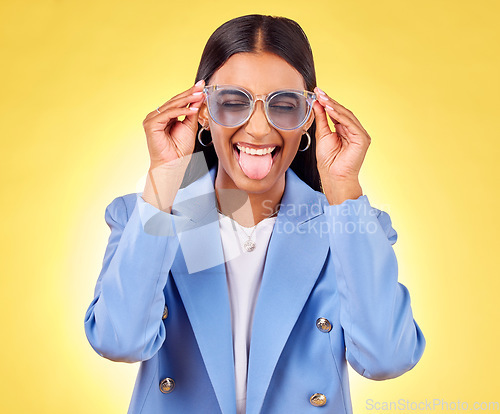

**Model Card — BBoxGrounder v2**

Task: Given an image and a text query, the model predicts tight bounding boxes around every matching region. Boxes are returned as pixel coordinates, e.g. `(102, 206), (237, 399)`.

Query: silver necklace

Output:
(237, 225), (258, 252)
(216, 204), (279, 252)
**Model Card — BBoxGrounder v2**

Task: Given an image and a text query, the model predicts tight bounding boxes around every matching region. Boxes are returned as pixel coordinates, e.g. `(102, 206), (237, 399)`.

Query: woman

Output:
(84, 14), (425, 414)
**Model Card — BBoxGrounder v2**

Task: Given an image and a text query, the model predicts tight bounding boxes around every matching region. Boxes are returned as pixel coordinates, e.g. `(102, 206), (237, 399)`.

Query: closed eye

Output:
(219, 101), (250, 111)
(221, 101), (249, 106)
(269, 104), (296, 112)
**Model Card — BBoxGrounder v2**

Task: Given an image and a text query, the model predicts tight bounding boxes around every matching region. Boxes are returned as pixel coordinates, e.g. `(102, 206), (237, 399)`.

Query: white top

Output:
(217, 212), (277, 414)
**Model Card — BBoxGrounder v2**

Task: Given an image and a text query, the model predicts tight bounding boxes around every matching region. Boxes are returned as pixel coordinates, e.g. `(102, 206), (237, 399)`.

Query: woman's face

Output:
(199, 52), (314, 195)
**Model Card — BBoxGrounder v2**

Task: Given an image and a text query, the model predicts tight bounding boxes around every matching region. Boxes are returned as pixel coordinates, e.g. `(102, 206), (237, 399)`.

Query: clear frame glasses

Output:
(203, 84), (316, 131)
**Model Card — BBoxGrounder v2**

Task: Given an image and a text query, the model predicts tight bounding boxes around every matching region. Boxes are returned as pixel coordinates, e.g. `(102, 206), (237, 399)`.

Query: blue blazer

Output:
(84, 165), (425, 414)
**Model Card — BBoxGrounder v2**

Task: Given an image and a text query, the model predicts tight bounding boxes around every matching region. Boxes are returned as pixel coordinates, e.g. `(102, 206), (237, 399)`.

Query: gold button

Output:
(316, 317), (332, 333)
(162, 305), (168, 320)
(310, 393), (327, 407)
(159, 377), (175, 394)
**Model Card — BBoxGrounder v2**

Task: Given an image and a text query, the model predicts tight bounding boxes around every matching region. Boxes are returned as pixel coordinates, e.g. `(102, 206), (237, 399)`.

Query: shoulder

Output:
(286, 169), (397, 243)
(104, 192), (140, 222)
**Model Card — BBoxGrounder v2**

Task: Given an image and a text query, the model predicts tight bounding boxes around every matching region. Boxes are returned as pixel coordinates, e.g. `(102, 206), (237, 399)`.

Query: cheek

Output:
(282, 133), (302, 158)
(210, 124), (236, 158)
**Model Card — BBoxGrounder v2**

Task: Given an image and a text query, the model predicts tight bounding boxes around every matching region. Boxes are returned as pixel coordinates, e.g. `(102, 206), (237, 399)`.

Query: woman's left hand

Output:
(312, 87), (371, 182)
(311, 87), (371, 204)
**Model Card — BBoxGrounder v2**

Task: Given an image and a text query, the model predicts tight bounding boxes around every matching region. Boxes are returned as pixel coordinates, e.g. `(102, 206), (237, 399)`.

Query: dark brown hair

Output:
(187, 14), (321, 192)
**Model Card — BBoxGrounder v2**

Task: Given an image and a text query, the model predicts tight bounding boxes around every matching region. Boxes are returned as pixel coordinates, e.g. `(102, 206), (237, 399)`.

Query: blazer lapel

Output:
(169, 164), (237, 414)
(245, 169), (330, 414)
(167, 162), (330, 414)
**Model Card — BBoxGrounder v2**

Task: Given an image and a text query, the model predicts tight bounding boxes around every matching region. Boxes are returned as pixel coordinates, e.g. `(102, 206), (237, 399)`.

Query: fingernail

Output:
(192, 91), (202, 95)
(189, 106), (199, 111)
(195, 79), (204, 86)
(326, 105), (334, 111)
(316, 87), (326, 95)
(318, 94), (328, 100)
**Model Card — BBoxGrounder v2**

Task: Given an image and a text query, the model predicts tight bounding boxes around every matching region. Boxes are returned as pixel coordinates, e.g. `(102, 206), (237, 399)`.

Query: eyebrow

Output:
(218, 89), (248, 96)
(216, 88), (303, 98)
(273, 92), (301, 99)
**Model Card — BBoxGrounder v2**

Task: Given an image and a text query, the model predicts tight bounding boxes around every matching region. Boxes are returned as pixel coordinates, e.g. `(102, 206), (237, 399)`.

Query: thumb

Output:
(183, 95), (205, 132)
(312, 101), (333, 141)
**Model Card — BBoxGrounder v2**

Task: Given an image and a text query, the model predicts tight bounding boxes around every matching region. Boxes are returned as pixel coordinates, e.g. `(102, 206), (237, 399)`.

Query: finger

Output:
(322, 104), (363, 135)
(323, 105), (370, 148)
(316, 93), (359, 127)
(182, 94), (205, 131)
(312, 101), (342, 151)
(314, 90), (365, 136)
(312, 101), (332, 140)
(165, 79), (205, 104)
(143, 106), (202, 134)
(144, 80), (206, 122)
(315, 87), (365, 131)
(157, 90), (204, 114)
(334, 123), (350, 142)
(143, 93), (203, 123)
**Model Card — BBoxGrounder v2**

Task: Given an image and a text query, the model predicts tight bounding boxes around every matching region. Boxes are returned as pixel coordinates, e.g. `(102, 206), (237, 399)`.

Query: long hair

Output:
(185, 14), (321, 192)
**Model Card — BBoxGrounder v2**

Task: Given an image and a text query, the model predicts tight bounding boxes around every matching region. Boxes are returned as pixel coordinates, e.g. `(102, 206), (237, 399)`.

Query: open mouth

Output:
(233, 143), (281, 180)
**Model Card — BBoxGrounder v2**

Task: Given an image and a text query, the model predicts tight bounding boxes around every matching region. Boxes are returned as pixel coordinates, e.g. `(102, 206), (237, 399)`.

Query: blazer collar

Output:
(169, 163), (329, 414)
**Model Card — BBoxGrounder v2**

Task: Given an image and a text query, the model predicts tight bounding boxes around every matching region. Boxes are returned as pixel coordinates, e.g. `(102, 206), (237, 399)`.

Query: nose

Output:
(244, 99), (272, 138)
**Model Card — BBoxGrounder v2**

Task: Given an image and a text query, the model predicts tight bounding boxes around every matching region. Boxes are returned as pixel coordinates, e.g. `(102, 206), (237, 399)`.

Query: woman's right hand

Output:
(142, 79), (206, 168)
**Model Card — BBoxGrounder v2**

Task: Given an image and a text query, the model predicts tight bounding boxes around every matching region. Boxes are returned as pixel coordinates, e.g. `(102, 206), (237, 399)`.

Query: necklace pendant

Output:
(243, 239), (256, 252)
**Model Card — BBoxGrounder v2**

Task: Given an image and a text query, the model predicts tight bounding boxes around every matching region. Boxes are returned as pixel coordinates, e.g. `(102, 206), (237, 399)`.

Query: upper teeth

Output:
(237, 144), (276, 155)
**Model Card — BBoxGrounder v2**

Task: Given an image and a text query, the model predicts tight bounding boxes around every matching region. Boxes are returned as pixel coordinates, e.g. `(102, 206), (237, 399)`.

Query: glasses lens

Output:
(268, 91), (308, 130)
(209, 88), (251, 127)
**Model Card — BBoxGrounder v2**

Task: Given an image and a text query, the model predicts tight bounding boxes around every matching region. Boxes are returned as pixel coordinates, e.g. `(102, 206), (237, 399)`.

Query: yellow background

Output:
(2, 0), (499, 412)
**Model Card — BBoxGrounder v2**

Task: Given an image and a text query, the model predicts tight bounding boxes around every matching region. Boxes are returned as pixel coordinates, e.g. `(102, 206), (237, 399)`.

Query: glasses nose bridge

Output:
(249, 94), (270, 119)
(246, 93), (272, 131)
(254, 94), (268, 103)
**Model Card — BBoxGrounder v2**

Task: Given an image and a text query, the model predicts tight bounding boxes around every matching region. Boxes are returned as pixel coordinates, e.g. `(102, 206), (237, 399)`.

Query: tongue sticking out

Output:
(238, 151), (273, 180)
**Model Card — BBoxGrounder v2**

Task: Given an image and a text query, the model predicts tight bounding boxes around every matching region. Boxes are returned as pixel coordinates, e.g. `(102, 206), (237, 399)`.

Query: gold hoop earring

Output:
(298, 131), (311, 152)
(197, 126), (212, 147)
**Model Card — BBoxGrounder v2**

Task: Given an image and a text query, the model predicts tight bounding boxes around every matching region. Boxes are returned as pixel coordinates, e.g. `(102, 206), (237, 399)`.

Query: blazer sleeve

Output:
(84, 194), (187, 363)
(323, 194), (426, 380)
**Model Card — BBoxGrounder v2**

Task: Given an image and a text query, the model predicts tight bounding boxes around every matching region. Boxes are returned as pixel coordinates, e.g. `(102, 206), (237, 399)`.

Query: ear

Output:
(198, 102), (210, 129)
(303, 108), (315, 132)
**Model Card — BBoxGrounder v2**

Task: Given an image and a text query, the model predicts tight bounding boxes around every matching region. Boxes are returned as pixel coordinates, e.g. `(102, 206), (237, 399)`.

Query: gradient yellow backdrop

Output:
(2, 0), (499, 412)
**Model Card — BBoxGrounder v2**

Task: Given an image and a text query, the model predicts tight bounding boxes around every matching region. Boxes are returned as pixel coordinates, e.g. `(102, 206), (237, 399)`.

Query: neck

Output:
(215, 169), (285, 228)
